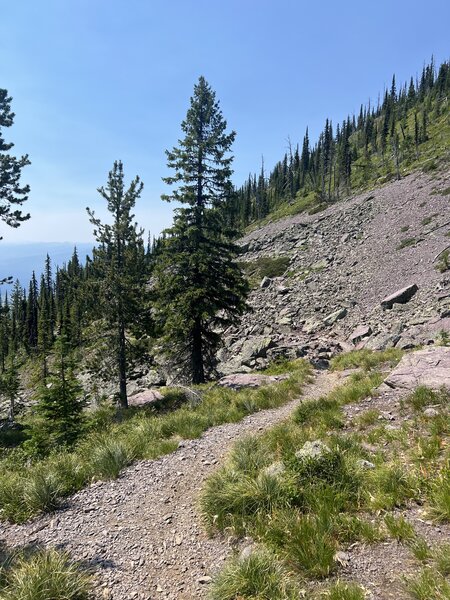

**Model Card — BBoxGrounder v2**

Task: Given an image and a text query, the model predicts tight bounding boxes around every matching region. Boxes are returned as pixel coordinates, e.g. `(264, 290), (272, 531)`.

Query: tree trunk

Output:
(191, 317), (205, 384)
(118, 321), (128, 408)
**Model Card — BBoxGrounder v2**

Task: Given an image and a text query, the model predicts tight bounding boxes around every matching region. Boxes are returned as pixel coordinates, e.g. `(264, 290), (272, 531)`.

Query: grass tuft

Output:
(406, 566), (450, 600)
(330, 348), (403, 372)
(405, 386), (449, 411)
(324, 580), (366, 600)
(0, 549), (91, 600)
(427, 463), (450, 522)
(210, 549), (299, 600)
(384, 514), (416, 542)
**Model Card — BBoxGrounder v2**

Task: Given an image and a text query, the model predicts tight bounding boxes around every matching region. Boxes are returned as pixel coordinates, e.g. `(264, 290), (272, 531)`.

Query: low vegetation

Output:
(0, 548), (91, 600)
(201, 357), (450, 599)
(0, 361), (312, 523)
(397, 237), (419, 250)
(239, 255), (291, 287)
(330, 348), (403, 372)
(406, 542), (450, 599)
(436, 249), (450, 273)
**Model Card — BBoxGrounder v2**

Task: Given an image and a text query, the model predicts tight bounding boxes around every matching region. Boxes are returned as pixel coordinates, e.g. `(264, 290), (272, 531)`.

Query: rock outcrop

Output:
(381, 284), (419, 309)
(384, 346), (450, 390)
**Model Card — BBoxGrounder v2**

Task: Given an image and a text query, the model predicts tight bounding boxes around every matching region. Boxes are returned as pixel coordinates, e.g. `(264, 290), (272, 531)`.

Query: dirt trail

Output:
(0, 370), (339, 600)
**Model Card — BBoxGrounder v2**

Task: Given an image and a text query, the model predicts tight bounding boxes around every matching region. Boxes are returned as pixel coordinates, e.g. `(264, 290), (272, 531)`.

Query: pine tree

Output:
(0, 354), (20, 421)
(0, 89), (30, 283)
(34, 335), (85, 449)
(155, 77), (248, 384)
(26, 272), (38, 351)
(87, 160), (146, 408)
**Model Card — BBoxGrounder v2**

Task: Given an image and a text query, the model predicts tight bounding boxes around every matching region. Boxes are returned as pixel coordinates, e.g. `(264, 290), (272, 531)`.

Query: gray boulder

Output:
(240, 336), (274, 365)
(381, 284), (418, 309)
(349, 325), (372, 345)
(128, 389), (164, 407)
(384, 346), (450, 390)
(324, 307), (347, 326)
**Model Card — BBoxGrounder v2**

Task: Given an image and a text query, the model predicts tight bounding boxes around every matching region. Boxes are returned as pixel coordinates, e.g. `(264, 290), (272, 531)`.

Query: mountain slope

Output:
(218, 168), (450, 374)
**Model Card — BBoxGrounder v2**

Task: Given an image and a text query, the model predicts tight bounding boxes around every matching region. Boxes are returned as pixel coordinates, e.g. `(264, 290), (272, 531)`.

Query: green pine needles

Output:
(154, 77), (249, 383)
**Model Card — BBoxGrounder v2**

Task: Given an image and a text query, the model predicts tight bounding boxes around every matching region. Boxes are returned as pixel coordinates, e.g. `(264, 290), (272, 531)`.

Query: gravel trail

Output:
(0, 370), (339, 600)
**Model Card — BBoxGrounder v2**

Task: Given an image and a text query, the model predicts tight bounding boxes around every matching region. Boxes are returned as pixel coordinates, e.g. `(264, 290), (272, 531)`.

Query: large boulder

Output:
(128, 389), (164, 407)
(239, 336), (274, 365)
(349, 325), (372, 345)
(384, 346), (450, 390)
(381, 284), (418, 309)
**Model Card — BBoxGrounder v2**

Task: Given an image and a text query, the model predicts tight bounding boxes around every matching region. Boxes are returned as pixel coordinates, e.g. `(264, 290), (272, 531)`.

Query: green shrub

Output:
(330, 348), (403, 372)
(397, 237), (418, 250)
(0, 549), (91, 600)
(210, 550), (299, 600)
(260, 509), (337, 579)
(87, 436), (132, 479)
(239, 256), (291, 286)
(436, 249), (450, 273)
(324, 581), (366, 600)
(427, 463), (450, 522)
(384, 514), (416, 541)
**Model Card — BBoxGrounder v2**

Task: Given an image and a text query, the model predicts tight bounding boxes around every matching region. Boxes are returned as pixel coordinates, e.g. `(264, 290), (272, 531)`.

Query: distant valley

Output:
(0, 242), (93, 291)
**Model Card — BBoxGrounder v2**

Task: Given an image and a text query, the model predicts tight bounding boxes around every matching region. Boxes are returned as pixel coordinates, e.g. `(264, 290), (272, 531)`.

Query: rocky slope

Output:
(218, 169), (450, 374)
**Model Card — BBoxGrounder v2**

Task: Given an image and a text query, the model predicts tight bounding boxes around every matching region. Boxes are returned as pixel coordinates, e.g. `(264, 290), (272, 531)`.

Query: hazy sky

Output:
(1, 0), (449, 243)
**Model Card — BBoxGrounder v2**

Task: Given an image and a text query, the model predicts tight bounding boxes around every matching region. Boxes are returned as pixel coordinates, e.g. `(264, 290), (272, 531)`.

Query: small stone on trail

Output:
(423, 407), (439, 417)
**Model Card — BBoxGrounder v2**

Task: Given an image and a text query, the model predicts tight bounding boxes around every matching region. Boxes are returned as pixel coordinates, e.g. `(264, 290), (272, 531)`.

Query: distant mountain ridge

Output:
(0, 242), (93, 292)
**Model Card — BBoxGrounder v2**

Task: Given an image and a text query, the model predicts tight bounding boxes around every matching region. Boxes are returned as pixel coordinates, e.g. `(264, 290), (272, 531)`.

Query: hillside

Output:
(0, 167), (449, 599)
(1, 57), (450, 600)
(218, 168), (450, 375)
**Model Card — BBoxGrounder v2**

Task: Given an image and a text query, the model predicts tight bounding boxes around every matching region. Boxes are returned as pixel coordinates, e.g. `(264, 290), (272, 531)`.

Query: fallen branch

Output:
(433, 245), (450, 263)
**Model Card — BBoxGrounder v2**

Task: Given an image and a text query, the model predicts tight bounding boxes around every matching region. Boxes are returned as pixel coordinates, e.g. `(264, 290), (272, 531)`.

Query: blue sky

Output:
(1, 0), (449, 243)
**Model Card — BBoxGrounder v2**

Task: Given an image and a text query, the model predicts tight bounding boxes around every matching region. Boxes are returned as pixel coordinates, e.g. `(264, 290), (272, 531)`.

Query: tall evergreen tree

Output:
(87, 160), (146, 408)
(0, 89), (30, 283)
(0, 354), (20, 421)
(155, 77), (248, 384)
